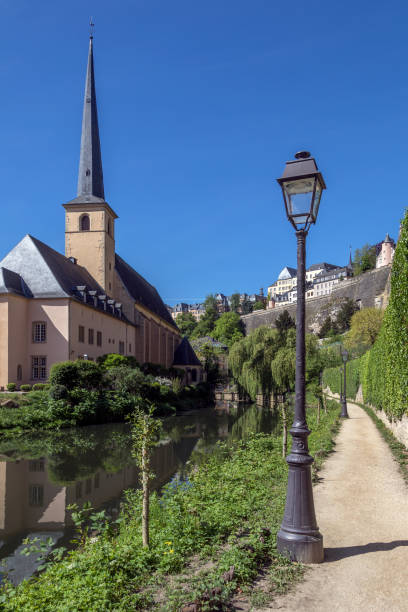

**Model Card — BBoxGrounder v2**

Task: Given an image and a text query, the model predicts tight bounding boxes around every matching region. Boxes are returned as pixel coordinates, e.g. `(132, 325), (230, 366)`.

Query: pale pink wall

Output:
(27, 299), (70, 384)
(69, 300), (135, 361)
(8, 295), (29, 384)
(0, 298), (9, 387)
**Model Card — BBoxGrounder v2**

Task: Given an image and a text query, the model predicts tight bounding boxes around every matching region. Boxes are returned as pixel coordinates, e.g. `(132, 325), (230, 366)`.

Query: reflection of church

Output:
(0, 35), (202, 388)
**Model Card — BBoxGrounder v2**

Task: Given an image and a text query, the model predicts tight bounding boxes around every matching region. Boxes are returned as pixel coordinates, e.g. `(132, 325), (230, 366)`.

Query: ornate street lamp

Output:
(276, 151), (326, 564)
(341, 349), (349, 418)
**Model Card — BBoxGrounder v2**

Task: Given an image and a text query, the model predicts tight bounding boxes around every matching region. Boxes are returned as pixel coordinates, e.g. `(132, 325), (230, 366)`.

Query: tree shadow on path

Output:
(325, 540), (408, 562)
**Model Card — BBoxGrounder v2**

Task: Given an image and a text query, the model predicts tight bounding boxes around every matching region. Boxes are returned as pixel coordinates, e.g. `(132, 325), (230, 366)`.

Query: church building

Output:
(0, 35), (186, 388)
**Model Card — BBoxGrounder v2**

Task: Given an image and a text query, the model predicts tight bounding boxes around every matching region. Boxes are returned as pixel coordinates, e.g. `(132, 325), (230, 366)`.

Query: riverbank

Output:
(0, 399), (340, 611)
(0, 358), (211, 437)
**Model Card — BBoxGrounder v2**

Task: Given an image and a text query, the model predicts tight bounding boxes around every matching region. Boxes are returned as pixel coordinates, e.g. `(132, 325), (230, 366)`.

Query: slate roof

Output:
(278, 266), (297, 280)
(0, 235), (176, 328)
(173, 337), (202, 366)
(0, 267), (31, 297)
(115, 253), (178, 329)
(0, 235), (103, 298)
(307, 262), (339, 271)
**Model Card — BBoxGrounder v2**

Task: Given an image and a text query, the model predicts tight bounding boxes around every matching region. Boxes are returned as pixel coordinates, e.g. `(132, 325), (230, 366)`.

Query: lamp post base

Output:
(340, 400), (349, 418)
(277, 530), (324, 564)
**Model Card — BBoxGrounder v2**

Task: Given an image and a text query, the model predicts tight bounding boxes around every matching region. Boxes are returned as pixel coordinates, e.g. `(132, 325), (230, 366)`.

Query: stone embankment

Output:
(241, 265), (391, 334)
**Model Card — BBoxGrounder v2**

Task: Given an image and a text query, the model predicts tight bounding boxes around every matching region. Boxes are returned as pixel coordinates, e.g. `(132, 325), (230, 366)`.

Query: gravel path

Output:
(263, 401), (408, 612)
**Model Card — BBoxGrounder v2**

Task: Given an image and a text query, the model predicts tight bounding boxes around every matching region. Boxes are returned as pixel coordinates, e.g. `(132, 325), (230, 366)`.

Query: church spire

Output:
(77, 33), (105, 200)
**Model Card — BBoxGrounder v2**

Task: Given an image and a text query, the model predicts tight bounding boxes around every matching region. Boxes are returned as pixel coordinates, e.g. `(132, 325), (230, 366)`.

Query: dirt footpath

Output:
(263, 401), (408, 612)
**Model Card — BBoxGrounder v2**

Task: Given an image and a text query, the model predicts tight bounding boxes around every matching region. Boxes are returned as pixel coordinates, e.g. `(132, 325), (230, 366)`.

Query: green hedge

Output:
(323, 210), (408, 420)
(322, 357), (362, 399)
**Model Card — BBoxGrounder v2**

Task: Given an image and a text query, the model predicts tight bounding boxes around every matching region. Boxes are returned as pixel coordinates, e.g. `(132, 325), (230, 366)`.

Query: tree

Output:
(275, 310), (295, 336)
(253, 301), (266, 311)
(336, 298), (358, 333)
(194, 341), (219, 383)
(191, 294), (219, 338)
(240, 297), (253, 315)
(229, 326), (282, 400)
(212, 312), (244, 347)
(345, 307), (384, 349)
(175, 312), (197, 337)
(353, 244), (376, 275)
(318, 316), (332, 339)
(229, 292), (241, 313)
(129, 401), (161, 548)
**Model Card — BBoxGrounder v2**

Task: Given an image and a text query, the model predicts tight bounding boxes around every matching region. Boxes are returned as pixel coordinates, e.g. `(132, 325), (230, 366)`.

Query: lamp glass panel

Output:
(312, 181), (322, 221)
(283, 178), (315, 219)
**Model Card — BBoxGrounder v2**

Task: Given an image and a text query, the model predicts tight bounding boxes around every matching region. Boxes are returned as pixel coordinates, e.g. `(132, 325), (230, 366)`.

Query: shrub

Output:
(97, 353), (128, 369)
(32, 383), (46, 391)
(49, 362), (80, 389)
(49, 384), (69, 401)
(20, 384), (32, 392)
(6, 383), (16, 392)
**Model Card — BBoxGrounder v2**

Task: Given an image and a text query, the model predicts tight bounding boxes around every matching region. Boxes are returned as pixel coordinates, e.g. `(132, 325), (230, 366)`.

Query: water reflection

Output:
(0, 403), (278, 583)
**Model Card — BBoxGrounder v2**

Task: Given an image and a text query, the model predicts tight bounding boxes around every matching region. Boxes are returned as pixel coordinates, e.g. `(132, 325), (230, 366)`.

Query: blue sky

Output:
(0, 0), (406, 305)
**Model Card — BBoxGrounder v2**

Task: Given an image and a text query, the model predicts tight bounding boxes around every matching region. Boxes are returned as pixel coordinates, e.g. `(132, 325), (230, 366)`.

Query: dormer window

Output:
(80, 214), (90, 231)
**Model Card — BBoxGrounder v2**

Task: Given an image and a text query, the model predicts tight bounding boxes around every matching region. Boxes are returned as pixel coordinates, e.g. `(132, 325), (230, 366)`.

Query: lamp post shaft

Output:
(341, 358), (349, 418)
(277, 230), (323, 563)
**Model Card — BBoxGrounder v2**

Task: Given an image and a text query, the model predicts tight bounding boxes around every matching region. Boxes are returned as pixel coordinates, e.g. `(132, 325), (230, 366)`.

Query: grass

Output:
(0, 399), (340, 611)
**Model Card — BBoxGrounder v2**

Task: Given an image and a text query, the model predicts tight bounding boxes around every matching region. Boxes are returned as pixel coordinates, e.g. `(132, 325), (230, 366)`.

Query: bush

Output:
(6, 383), (16, 392)
(20, 384), (32, 392)
(49, 384), (69, 400)
(32, 383), (46, 391)
(49, 362), (80, 389)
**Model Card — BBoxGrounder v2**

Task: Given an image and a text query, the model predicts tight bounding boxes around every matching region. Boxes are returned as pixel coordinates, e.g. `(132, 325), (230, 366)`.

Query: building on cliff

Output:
(0, 35), (186, 388)
(376, 233), (395, 268)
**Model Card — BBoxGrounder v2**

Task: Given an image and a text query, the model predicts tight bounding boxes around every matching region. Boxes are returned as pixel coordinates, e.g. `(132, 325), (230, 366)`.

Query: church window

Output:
(97, 331), (102, 346)
(88, 328), (94, 345)
(107, 219), (111, 236)
(31, 356), (47, 380)
(86, 169), (90, 176)
(119, 341), (125, 355)
(17, 364), (22, 380)
(80, 214), (90, 231)
(78, 325), (85, 343)
(32, 322), (46, 343)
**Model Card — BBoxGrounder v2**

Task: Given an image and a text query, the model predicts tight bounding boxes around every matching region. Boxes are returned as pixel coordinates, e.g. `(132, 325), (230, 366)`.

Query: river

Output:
(0, 401), (279, 584)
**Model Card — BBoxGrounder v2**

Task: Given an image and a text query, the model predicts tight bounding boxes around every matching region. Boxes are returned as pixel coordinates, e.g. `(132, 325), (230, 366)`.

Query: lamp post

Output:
(276, 151), (326, 563)
(340, 349), (349, 418)
(339, 366), (343, 403)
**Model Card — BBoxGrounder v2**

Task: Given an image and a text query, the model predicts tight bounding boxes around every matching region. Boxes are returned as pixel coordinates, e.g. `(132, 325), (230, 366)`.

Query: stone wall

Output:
(241, 265), (392, 335)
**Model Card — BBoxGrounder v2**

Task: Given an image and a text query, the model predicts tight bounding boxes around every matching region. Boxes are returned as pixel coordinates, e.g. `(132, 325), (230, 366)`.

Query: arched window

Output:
(17, 365), (22, 381)
(80, 215), (90, 231)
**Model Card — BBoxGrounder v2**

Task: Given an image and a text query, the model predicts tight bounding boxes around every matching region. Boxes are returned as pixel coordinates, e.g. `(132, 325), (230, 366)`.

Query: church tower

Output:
(63, 34), (118, 294)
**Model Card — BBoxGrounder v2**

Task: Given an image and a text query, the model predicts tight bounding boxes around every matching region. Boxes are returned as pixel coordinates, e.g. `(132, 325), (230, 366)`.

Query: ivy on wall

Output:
(323, 210), (408, 421)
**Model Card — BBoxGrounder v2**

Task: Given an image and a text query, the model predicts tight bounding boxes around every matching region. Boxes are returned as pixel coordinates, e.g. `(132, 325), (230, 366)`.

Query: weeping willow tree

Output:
(230, 326), (322, 402)
(229, 327), (282, 400)
(271, 331), (296, 456)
